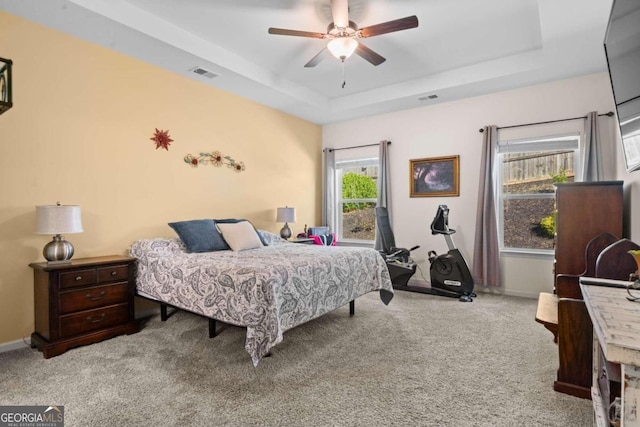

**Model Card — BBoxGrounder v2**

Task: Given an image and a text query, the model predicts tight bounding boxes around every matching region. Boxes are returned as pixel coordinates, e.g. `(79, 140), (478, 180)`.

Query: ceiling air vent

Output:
(189, 66), (217, 79)
(418, 94), (438, 101)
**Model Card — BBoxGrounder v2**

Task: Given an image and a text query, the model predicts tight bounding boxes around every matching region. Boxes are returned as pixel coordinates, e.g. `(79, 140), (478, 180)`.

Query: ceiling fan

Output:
(267, 0), (419, 68)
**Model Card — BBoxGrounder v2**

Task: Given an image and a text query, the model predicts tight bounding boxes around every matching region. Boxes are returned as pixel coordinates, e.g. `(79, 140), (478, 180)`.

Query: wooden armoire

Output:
(552, 181), (624, 398)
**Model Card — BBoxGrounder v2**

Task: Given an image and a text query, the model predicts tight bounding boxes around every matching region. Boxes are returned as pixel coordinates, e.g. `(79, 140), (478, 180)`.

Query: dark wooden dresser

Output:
(30, 255), (139, 358)
(553, 181), (623, 398)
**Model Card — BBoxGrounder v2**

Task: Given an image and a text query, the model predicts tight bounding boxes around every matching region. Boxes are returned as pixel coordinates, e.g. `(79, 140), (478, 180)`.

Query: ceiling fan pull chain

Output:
(341, 60), (346, 89)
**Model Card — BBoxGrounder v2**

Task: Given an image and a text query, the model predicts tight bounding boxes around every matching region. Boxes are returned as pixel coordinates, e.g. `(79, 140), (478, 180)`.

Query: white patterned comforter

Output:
(129, 232), (393, 365)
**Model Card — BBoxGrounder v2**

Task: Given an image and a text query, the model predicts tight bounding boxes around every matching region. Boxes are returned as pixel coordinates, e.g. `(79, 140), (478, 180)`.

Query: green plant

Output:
(550, 168), (568, 183)
(537, 169), (568, 237)
(539, 210), (556, 238)
(342, 173), (376, 212)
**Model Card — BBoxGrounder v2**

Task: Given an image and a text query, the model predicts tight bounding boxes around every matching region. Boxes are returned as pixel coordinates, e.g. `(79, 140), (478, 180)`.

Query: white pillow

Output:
(216, 221), (264, 251)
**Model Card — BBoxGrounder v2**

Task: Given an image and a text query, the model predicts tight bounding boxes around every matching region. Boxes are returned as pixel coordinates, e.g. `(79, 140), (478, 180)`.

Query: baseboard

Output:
(407, 277), (429, 287)
(500, 289), (539, 299)
(471, 285), (538, 299)
(0, 337), (31, 354)
(406, 279), (538, 299)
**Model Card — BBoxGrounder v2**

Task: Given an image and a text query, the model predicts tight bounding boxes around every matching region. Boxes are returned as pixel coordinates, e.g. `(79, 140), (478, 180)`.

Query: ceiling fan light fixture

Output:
(327, 37), (358, 60)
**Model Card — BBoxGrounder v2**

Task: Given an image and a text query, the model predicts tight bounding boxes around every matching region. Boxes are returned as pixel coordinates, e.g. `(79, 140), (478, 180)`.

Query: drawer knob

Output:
(75, 276), (82, 281)
(86, 291), (106, 301)
(86, 313), (106, 323)
(110, 271), (117, 276)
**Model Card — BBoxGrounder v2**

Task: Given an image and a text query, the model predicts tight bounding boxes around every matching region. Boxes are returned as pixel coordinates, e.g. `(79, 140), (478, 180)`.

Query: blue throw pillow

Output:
(168, 219), (229, 253)
(214, 218), (268, 246)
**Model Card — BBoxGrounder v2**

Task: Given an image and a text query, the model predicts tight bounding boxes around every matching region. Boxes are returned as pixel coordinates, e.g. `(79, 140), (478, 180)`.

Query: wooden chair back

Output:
(595, 238), (640, 281)
(556, 232), (618, 299)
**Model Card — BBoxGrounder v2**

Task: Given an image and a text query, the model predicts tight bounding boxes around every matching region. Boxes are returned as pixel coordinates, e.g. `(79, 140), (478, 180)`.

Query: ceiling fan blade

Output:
(304, 49), (328, 68)
(268, 27), (326, 39)
(330, 0), (349, 28)
(358, 15), (419, 38)
(355, 43), (386, 66)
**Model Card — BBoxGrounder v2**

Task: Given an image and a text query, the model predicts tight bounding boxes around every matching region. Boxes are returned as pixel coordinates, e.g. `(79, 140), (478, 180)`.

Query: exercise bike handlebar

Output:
(386, 245), (420, 259)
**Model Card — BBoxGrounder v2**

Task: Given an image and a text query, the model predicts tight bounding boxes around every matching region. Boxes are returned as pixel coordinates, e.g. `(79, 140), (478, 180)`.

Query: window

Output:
(497, 134), (580, 253)
(335, 158), (378, 242)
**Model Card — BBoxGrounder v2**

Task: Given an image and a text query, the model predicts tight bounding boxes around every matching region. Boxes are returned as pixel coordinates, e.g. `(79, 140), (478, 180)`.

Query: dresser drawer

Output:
(97, 264), (129, 283)
(59, 303), (129, 338)
(59, 269), (97, 289)
(59, 282), (129, 314)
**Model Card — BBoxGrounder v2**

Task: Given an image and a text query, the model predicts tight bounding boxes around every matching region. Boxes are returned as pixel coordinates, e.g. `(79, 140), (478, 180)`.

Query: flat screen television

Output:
(604, 0), (640, 172)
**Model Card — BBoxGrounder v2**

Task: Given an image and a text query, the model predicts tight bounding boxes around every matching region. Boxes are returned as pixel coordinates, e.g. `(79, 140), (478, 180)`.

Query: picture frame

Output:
(410, 155), (459, 197)
(0, 57), (12, 115)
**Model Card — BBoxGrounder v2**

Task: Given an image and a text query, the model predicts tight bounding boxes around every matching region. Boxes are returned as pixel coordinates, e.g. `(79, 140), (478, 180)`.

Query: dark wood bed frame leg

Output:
(160, 303), (168, 321)
(208, 319), (217, 338)
(350, 300), (355, 316)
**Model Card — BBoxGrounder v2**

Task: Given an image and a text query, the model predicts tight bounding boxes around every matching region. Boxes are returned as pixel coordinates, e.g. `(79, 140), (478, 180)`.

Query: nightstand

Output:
(29, 255), (139, 358)
(290, 237), (314, 244)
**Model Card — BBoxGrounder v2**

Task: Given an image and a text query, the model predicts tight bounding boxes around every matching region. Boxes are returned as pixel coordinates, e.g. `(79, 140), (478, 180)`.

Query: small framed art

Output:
(0, 57), (12, 115)
(410, 155), (459, 197)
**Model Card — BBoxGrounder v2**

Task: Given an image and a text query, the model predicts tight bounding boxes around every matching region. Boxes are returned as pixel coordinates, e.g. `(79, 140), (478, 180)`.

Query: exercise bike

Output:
(375, 205), (475, 302)
(428, 205), (475, 302)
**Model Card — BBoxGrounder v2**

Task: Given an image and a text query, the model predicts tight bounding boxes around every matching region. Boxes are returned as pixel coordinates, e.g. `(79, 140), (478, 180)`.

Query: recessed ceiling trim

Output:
(2, 0), (613, 125)
(330, 48), (546, 112)
(68, 0), (329, 108)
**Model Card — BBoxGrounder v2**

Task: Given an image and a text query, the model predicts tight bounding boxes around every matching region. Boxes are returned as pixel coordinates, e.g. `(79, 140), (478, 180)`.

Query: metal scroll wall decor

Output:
(184, 151), (246, 172)
(0, 57), (13, 115)
(147, 128), (245, 172)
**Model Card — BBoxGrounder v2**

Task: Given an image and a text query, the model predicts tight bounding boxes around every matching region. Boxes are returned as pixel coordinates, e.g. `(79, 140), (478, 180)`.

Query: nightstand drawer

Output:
(97, 264), (129, 283)
(59, 269), (97, 289)
(59, 282), (129, 314)
(59, 303), (129, 338)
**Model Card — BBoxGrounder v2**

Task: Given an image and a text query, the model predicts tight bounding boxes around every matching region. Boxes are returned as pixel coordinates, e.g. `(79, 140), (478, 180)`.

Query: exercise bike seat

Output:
(375, 207), (421, 287)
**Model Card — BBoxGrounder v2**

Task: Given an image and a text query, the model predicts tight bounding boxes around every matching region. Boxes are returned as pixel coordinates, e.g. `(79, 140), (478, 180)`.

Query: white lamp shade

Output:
(327, 37), (358, 60)
(36, 205), (83, 234)
(276, 207), (296, 223)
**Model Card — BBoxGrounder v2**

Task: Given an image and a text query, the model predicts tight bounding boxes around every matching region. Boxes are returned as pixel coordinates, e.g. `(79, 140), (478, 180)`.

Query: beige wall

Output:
(0, 12), (322, 346)
(323, 72), (620, 298)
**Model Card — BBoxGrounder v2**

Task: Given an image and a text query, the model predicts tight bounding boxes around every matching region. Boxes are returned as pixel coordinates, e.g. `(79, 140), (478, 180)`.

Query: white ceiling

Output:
(0, 0), (614, 124)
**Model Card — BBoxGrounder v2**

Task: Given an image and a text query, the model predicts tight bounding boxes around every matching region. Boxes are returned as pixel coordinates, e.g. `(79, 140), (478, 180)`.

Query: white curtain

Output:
(580, 111), (603, 181)
(375, 141), (391, 251)
(473, 126), (501, 287)
(322, 148), (336, 232)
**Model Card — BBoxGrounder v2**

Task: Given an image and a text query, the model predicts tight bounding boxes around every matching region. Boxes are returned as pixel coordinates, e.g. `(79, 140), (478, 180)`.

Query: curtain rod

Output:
(324, 140), (391, 152)
(478, 111), (615, 133)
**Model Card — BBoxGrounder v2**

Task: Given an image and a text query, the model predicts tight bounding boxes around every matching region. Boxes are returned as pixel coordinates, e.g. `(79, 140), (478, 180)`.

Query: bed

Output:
(129, 230), (393, 365)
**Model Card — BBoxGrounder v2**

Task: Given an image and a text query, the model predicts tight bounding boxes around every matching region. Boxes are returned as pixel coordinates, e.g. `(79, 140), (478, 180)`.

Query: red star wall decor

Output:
(150, 128), (173, 151)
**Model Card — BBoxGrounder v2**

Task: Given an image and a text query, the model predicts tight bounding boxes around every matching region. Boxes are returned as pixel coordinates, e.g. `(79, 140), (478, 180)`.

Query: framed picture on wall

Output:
(410, 155), (459, 197)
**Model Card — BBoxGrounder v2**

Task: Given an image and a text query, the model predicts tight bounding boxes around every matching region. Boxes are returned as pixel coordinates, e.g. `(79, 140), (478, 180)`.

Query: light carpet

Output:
(0, 291), (592, 426)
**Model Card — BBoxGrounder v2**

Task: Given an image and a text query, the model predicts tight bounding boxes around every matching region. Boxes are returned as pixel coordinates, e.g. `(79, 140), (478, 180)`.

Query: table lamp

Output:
(276, 206), (295, 239)
(36, 202), (83, 263)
